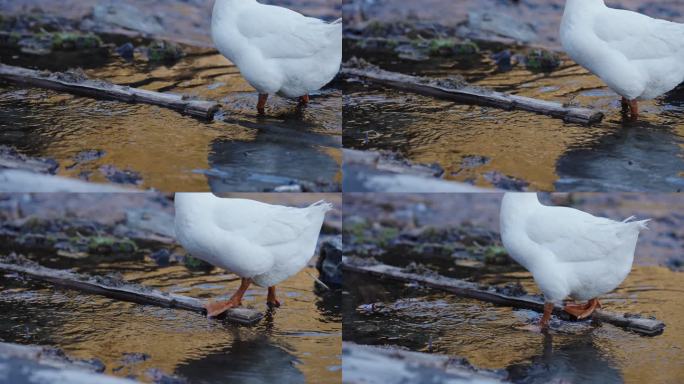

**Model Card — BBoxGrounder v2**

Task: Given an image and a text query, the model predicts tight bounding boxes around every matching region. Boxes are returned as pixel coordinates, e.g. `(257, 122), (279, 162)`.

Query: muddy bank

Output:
(343, 193), (684, 270)
(1, 0), (342, 48)
(344, 0), (684, 49)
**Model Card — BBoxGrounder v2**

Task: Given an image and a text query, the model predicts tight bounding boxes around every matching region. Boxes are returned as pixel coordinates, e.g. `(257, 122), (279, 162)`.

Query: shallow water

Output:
(0, 259), (341, 383)
(0, 50), (342, 192)
(343, 266), (684, 383)
(342, 44), (684, 191)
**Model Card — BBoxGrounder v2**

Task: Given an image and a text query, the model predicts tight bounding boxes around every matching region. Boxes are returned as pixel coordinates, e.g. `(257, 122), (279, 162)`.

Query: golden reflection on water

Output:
(1, 263), (340, 383)
(448, 266), (684, 382)
(345, 51), (684, 191)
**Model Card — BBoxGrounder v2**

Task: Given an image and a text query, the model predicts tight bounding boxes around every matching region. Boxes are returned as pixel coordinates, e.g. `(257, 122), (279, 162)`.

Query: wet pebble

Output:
(121, 352), (150, 365)
(115, 43), (135, 60)
(100, 165), (143, 185)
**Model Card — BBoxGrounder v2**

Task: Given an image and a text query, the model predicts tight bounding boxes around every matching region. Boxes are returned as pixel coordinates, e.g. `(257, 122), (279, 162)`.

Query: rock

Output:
(483, 171), (529, 191)
(150, 249), (171, 266)
(92, 4), (165, 35)
(100, 165), (143, 186)
(116, 42), (135, 60)
(317, 236), (343, 288)
(144, 41), (184, 63)
(0, 145), (59, 174)
(67, 149), (106, 170)
(145, 368), (187, 384)
(524, 49), (561, 72)
(121, 352), (150, 365)
(466, 11), (537, 43)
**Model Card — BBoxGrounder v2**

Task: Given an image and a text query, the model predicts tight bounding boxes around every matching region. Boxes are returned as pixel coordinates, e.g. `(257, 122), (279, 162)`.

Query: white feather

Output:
(561, 0), (684, 100)
(174, 193), (331, 287)
(211, 0), (342, 98)
(500, 193), (648, 303)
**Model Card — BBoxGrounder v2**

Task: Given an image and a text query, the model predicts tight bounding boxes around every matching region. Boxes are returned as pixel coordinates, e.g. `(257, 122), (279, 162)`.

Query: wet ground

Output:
(342, 0), (684, 192)
(0, 0), (342, 192)
(343, 193), (684, 383)
(0, 193), (343, 383)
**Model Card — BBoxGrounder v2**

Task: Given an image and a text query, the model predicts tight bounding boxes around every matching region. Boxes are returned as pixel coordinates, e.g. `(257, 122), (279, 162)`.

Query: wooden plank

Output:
(0, 257), (263, 325)
(0, 63), (220, 119)
(341, 62), (604, 125)
(343, 256), (665, 336)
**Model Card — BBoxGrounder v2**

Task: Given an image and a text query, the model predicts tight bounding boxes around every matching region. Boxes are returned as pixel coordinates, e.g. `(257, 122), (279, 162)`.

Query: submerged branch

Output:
(341, 59), (604, 125)
(343, 256), (665, 336)
(0, 255), (263, 325)
(0, 63), (220, 119)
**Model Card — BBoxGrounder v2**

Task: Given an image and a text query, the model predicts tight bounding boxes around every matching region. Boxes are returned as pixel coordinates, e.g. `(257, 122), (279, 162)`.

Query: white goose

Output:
(211, 0), (342, 114)
(174, 193), (332, 317)
(561, 0), (684, 119)
(500, 193), (649, 329)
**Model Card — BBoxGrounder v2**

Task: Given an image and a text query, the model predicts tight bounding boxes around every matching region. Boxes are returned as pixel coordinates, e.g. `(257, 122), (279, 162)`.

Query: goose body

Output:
(560, 0), (684, 117)
(500, 193), (648, 326)
(211, 0), (342, 111)
(175, 193), (331, 287)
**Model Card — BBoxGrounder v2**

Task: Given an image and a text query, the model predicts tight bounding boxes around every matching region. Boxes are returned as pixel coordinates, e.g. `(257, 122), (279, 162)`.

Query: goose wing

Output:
(211, 199), (312, 248)
(236, 5), (340, 60)
(594, 8), (684, 61)
(524, 206), (624, 263)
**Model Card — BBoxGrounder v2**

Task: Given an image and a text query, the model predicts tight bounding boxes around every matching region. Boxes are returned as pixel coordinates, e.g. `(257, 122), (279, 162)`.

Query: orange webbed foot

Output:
(205, 298), (241, 318)
(564, 298), (600, 320)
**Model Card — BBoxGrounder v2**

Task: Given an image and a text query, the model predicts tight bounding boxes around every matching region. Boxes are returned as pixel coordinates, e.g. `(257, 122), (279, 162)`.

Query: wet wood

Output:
(343, 257), (665, 336)
(341, 62), (604, 125)
(0, 257), (263, 325)
(0, 63), (220, 119)
(343, 342), (507, 384)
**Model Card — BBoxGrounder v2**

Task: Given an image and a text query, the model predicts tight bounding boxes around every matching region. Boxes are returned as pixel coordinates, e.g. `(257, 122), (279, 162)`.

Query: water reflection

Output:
(507, 333), (622, 384)
(0, 50), (341, 192)
(342, 44), (684, 191)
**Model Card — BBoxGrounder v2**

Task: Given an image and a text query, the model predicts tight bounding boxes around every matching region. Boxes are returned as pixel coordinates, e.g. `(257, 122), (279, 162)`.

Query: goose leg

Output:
(629, 100), (639, 120)
(563, 298), (601, 320)
(205, 278), (252, 318)
(257, 94), (269, 115)
(298, 94), (310, 106)
(267, 286), (281, 308)
(621, 97), (630, 113)
(540, 302), (554, 330)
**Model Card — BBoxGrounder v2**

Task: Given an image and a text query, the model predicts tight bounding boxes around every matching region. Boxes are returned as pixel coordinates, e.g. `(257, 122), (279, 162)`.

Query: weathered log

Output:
(341, 61), (604, 125)
(342, 342), (507, 384)
(343, 257), (665, 336)
(0, 63), (220, 119)
(0, 256), (263, 325)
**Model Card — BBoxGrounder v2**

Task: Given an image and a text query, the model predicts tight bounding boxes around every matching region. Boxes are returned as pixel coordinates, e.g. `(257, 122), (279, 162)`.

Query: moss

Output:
(364, 21), (391, 37)
(184, 255), (214, 271)
(525, 49), (560, 72)
(453, 41), (480, 56)
(483, 245), (511, 265)
(376, 227), (399, 248)
(428, 38), (455, 57)
(47, 32), (103, 51)
(145, 41), (184, 62)
(87, 236), (137, 254)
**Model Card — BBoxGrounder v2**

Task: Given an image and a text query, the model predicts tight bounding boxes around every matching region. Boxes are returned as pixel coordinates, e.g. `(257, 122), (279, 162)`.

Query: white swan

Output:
(500, 193), (649, 328)
(211, 0), (342, 114)
(174, 193), (332, 317)
(561, 0), (684, 119)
